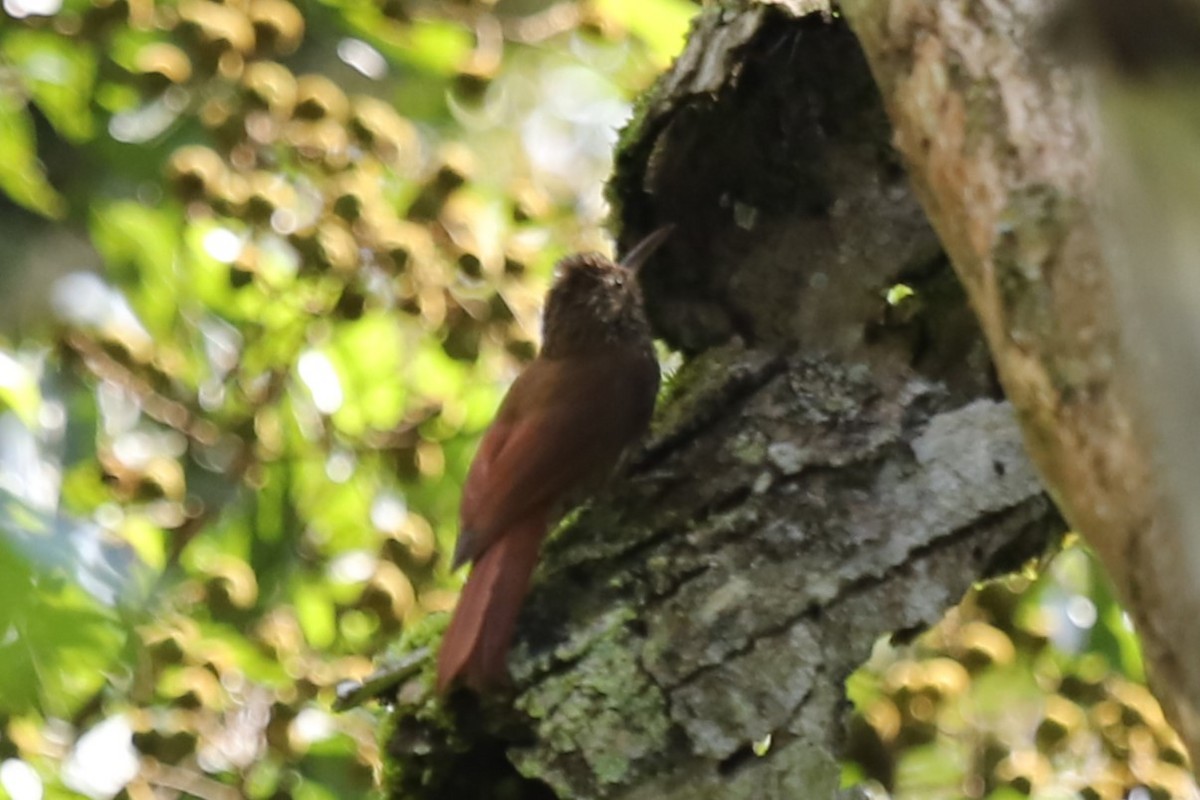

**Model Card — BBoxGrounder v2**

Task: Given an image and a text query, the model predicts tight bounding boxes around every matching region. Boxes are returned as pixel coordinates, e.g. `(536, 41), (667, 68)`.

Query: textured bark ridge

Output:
(389, 6), (1065, 799)
(507, 351), (1057, 798)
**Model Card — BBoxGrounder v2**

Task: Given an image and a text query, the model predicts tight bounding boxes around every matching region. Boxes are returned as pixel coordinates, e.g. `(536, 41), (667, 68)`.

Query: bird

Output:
(435, 227), (671, 695)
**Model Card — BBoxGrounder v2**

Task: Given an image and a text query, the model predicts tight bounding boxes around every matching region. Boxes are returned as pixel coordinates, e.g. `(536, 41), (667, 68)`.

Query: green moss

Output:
(614, 80), (663, 167)
(650, 341), (757, 437)
(512, 608), (671, 793)
(606, 61), (675, 224)
(390, 611), (449, 656)
(732, 431), (767, 465)
(592, 749), (634, 785)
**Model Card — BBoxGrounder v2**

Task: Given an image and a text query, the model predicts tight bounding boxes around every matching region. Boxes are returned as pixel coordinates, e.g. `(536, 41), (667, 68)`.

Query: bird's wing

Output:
(453, 352), (658, 568)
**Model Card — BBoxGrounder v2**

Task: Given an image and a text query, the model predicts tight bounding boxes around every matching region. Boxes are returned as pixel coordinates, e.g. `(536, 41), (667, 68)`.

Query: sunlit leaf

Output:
(1104, 601), (1144, 682)
(0, 531), (126, 716)
(409, 339), (468, 403)
(356, 18), (472, 77)
(94, 80), (142, 114)
(0, 91), (65, 218)
(194, 621), (292, 685)
(594, 0), (694, 64)
(329, 314), (406, 436)
(292, 777), (340, 800)
(90, 201), (183, 339)
(894, 743), (965, 794)
(0, 352), (42, 428)
(119, 515), (166, 571)
(294, 463), (375, 553)
(4, 29), (97, 142)
(295, 581), (337, 649)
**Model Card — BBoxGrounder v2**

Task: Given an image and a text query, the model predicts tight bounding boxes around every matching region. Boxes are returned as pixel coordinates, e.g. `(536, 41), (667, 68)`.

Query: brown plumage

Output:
(436, 229), (669, 695)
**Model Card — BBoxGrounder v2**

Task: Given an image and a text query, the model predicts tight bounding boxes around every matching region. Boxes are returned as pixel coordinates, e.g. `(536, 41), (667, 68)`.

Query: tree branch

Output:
(840, 0), (1200, 761)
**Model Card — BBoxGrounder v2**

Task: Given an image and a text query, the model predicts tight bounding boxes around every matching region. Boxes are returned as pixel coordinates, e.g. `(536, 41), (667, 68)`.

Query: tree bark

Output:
(389, 5), (1078, 799)
(839, 0), (1200, 765)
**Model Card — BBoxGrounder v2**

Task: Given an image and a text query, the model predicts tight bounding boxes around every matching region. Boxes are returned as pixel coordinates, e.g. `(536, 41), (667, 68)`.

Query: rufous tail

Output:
(436, 515), (546, 694)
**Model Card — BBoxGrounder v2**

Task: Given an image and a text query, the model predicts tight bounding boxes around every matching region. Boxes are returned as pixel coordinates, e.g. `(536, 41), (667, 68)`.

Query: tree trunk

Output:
(387, 5), (1084, 798)
(839, 0), (1200, 766)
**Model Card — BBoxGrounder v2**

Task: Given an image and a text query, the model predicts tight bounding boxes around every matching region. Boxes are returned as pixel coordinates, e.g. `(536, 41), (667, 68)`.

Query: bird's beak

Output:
(619, 225), (675, 274)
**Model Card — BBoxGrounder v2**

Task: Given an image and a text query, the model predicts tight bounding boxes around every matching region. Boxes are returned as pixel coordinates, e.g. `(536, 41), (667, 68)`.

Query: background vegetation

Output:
(0, 0), (688, 795)
(0, 1), (1187, 798)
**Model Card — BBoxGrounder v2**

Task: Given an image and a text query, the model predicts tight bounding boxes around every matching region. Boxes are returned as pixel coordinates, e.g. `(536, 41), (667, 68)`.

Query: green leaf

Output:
(0, 90), (66, 218)
(193, 621), (291, 685)
(0, 351), (42, 428)
(90, 201), (183, 339)
(400, 20), (473, 74)
(346, 16), (472, 77)
(894, 742), (965, 794)
(0, 493), (134, 715)
(297, 733), (376, 799)
(293, 465), (374, 554)
(4, 29), (97, 143)
(0, 488), (143, 609)
(295, 582), (337, 649)
(409, 339), (468, 403)
(886, 283), (916, 306)
(594, 0), (695, 64)
(292, 778), (339, 800)
(328, 313), (407, 436)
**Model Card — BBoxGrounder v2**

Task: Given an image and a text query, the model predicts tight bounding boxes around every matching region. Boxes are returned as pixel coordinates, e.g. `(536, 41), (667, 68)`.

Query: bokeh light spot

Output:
(298, 350), (344, 414)
(337, 38), (387, 79)
(0, 759), (43, 800)
(3, 0), (60, 15)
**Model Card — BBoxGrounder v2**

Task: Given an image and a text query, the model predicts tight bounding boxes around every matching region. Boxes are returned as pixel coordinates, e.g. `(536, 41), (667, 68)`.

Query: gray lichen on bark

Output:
(502, 349), (1056, 799)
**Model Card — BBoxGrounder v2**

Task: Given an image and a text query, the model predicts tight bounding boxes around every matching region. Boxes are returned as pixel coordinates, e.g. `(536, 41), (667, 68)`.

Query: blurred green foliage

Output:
(0, 0), (691, 795)
(845, 541), (1194, 800)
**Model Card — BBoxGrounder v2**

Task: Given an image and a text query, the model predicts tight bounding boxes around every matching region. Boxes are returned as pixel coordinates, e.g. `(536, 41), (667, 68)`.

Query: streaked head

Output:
(541, 227), (672, 357)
